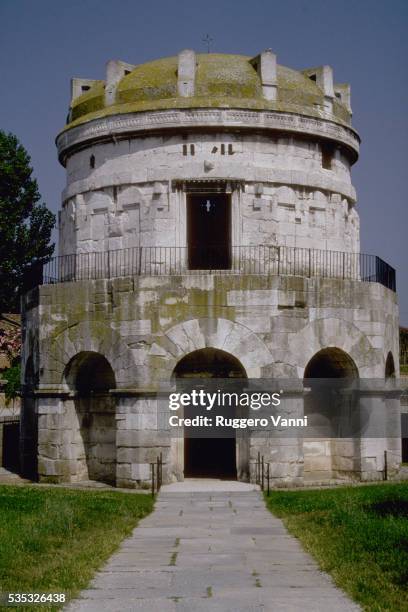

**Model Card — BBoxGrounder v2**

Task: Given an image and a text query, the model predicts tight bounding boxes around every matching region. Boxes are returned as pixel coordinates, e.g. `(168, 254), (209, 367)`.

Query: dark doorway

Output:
(402, 414), (408, 463)
(187, 193), (231, 269)
(385, 352), (395, 379)
(173, 348), (247, 479)
(184, 438), (236, 478)
(2, 422), (20, 473)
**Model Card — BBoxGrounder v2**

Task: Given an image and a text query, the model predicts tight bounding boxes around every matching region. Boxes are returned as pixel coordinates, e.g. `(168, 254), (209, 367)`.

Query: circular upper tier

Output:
(57, 53), (359, 165)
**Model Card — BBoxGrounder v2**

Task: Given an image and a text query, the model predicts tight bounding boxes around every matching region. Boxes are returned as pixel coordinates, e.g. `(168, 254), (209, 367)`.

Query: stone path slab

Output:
(66, 489), (360, 611)
(161, 478), (259, 492)
(0, 467), (30, 484)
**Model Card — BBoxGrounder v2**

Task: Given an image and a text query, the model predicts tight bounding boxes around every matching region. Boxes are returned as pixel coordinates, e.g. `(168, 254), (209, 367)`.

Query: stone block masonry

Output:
(21, 50), (401, 487)
(21, 273), (400, 486)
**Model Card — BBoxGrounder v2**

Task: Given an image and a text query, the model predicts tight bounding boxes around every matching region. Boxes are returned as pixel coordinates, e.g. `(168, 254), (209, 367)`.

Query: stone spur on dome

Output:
(21, 49), (400, 488)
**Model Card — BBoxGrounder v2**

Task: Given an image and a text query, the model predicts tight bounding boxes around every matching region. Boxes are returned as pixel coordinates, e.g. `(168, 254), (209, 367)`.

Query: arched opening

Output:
(173, 348), (246, 379)
(385, 352), (396, 379)
(20, 356), (39, 479)
(303, 347), (359, 481)
(304, 348), (359, 379)
(64, 351), (116, 485)
(173, 348), (247, 480)
(65, 351), (116, 394)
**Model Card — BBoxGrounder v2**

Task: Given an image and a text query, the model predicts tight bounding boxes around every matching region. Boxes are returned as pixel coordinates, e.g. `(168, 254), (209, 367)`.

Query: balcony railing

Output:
(24, 246), (396, 292)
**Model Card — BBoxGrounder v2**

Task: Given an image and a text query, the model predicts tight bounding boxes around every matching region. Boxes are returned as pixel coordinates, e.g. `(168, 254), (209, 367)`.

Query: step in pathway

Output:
(66, 483), (360, 611)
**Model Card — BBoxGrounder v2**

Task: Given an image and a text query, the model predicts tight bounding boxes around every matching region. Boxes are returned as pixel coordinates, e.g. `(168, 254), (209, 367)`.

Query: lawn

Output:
(0, 485), (154, 609)
(265, 483), (408, 612)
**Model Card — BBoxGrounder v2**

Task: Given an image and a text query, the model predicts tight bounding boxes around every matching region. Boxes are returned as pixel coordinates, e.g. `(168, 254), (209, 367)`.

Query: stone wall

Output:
(21, 274), (400, 486)
(59, 131), (359, 257)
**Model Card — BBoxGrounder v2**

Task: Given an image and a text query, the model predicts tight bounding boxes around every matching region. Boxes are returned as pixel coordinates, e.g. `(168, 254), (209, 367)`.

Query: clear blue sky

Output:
(1, 0), (407, 323)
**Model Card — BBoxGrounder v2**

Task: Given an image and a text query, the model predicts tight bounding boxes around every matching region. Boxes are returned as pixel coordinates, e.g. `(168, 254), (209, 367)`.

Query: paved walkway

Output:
(66, 483), (359, 611)
(0, 467), (30, 484)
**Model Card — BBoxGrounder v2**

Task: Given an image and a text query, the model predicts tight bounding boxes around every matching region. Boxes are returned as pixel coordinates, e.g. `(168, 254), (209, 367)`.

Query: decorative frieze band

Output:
(57, 109), (360, 163)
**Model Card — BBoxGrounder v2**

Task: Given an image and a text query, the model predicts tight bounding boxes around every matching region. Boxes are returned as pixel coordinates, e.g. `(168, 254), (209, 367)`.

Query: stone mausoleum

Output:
(21, 50), (401, 486)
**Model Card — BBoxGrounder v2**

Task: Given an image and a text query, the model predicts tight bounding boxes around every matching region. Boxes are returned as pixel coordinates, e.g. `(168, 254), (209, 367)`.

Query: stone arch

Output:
(303, 346), (359, 482)
(172, 347), (247, 379)
(171, 346), (249, 482)
(290, 317), (380, 378)
(51, 320), (135, 388)
(276, 185), (296, 205)
(304, 347), (359, 379)
(63, 350), (117, 485)
(64, 351), (116, 393)
(158, 317), (273, 378)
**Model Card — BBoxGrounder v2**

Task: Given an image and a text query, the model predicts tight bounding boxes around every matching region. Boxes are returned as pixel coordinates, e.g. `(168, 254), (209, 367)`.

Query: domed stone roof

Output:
(66, 53), (352, 130)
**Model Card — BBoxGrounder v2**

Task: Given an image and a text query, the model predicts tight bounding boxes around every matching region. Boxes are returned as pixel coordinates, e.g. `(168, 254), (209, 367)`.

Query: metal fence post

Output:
(384, 450), (388, 481)
(151, 462), (155, 497)
(157, 453), (163, 492)
(267, 463), (270, 496)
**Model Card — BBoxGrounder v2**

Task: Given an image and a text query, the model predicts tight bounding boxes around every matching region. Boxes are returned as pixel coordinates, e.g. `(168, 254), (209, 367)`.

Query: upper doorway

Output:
(187, 193), (231, 269)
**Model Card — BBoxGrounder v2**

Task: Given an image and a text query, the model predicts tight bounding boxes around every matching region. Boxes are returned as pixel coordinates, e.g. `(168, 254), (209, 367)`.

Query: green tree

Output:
(0, 131), (55, 312)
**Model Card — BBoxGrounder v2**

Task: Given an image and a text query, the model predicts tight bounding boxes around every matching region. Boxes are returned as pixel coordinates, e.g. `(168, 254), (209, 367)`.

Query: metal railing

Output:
(24, 245), (396, 292)
(255, 452), (270, 496)
(150, 453), (163, 497)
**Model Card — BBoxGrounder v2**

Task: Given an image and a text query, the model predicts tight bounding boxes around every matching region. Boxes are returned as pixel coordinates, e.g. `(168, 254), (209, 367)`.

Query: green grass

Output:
(264, 483), (408, 611)
(0, 485), (154, 610)
(400, 363), (408, 374)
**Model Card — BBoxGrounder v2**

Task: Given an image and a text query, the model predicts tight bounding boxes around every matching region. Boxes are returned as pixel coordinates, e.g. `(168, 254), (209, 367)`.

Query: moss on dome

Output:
(277, 65), (321, 108)
(116, 56), (178, 104)
(63, 53), (352, 132)
(70, 81), (105, 122)
(195, 54), (261, 99)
